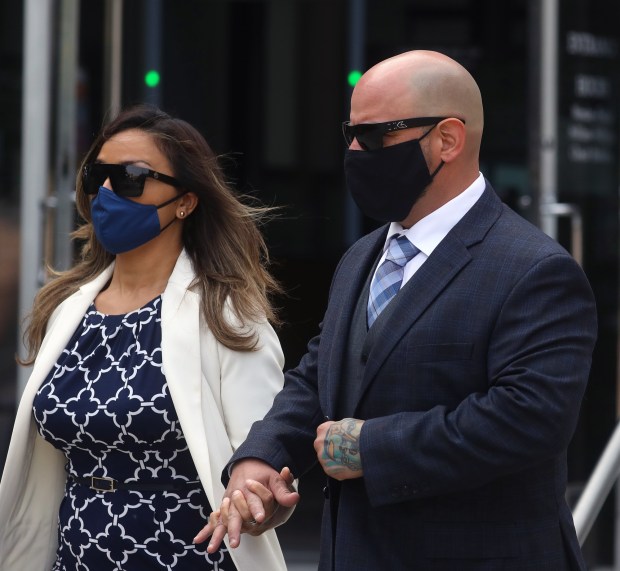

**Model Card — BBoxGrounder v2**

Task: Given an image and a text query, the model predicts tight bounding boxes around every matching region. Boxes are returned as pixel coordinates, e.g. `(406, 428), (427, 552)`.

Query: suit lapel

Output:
(358, 236), (472, 404)
(322, 228), (387, 418)
(355, 184), (502, 409)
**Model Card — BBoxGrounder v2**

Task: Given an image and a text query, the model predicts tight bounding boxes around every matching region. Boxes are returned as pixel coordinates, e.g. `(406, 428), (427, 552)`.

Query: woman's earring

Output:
(179, 211), (185, 218)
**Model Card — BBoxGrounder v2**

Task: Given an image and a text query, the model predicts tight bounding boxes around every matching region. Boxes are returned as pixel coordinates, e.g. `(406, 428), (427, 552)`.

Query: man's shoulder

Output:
(466, 183), (572, 258)
(495, 205), (570, 256)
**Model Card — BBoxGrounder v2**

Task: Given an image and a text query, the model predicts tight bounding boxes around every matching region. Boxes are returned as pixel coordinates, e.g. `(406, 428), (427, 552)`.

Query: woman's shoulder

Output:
(47, 265), (114, 326)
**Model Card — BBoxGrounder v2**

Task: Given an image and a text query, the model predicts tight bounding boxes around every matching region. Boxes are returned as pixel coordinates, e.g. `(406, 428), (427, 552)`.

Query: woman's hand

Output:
(193, 463), (299, 552)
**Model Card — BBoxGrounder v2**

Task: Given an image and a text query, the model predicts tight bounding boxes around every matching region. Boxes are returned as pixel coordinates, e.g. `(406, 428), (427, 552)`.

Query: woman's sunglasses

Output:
(342, 116), (464, 151)
(83, 163), (182, 198)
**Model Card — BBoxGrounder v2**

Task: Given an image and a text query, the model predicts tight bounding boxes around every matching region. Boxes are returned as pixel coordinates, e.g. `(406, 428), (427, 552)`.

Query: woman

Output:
(0, 105), (289, 570)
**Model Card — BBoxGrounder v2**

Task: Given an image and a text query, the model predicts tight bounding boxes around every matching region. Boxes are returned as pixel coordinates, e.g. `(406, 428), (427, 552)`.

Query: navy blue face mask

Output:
(90, 186), (185, 254)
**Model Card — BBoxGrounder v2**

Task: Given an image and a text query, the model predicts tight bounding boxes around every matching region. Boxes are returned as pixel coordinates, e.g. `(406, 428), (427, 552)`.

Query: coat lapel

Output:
(159, 251), (216, 498)
(24, 266), (115, 402)
(321, 228), (387, 418)
(356, 184), (503, 408)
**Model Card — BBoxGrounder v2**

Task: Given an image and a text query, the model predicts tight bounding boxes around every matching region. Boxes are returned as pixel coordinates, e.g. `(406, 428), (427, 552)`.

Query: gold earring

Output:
(179, 211), (185, 218)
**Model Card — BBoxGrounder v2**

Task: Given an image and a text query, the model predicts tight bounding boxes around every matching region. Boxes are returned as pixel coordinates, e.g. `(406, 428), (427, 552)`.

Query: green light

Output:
(347, 70), (362, 87)
(144, 70), (161, 88)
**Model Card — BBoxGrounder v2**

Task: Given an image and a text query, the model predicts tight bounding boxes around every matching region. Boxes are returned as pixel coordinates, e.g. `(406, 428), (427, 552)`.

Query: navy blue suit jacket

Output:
(227, 183), (597, 570)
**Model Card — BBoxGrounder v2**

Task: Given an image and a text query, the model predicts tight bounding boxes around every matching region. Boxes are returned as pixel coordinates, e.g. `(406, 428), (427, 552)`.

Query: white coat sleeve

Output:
(218, 310), (285, 451)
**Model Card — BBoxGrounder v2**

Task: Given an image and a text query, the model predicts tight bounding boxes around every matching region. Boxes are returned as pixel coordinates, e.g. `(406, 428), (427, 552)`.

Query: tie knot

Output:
(385, 235), (419, 267)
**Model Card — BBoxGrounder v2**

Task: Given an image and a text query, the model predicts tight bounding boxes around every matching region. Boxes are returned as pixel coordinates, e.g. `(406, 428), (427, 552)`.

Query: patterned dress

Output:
(32, 296), (236, 571)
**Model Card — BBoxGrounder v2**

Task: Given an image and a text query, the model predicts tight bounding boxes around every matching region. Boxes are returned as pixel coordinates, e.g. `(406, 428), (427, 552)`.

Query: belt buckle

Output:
(90, 476), (117, 492)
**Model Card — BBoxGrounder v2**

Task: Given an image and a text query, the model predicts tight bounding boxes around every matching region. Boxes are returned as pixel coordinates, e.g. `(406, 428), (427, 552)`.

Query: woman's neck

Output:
(95, 241), (183, 314)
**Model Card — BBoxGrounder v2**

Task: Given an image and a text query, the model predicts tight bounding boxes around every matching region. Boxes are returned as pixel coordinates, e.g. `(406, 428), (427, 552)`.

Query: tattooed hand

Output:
(315, 418), (364, 480)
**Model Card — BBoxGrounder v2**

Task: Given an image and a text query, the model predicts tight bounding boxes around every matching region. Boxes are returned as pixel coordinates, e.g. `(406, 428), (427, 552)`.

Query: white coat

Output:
(0, 250), (288, 570)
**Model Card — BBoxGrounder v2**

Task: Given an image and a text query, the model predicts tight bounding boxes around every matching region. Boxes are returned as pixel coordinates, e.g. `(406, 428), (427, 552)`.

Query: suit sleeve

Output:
(222, 245), (363, 484)
(360, 252), (597, 507)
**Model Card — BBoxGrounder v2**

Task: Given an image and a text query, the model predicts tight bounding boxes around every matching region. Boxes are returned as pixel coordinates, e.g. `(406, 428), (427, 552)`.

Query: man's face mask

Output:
(343, 116), (463, 223)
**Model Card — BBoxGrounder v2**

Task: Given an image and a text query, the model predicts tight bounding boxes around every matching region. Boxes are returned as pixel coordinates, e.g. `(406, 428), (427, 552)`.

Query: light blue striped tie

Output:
(367, 235), (419, 327)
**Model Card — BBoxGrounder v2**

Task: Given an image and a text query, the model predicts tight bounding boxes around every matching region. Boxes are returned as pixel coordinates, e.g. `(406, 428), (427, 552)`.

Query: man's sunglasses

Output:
(82, 163), (182, 198)
(342, 116), (464, 151)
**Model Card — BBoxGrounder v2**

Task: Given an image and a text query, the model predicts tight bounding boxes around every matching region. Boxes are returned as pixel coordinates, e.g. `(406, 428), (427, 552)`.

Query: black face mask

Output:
(344, 128), (444, 223)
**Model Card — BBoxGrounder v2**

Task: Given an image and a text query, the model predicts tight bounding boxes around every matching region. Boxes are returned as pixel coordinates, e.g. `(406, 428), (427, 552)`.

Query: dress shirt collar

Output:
(384, 172), (486, 256)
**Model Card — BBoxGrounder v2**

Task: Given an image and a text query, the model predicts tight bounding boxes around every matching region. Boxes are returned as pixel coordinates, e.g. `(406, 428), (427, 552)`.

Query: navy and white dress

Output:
(32, 296), (236, 571)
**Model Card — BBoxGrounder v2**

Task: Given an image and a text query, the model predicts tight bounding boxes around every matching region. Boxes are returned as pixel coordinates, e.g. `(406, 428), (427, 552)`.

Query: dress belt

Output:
(68, 475), (202, 493)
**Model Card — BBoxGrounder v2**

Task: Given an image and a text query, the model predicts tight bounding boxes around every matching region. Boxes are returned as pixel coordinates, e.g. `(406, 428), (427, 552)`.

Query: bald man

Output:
(197, 50), (597, 570)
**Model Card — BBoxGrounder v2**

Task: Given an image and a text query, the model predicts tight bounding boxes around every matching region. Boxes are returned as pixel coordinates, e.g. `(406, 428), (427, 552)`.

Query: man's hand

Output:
(193, 459), (299, 552)
(315, 418), (364, 480)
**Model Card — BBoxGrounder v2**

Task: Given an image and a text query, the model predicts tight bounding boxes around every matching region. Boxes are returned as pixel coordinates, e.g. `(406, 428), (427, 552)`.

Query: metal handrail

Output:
(540, 202), (583, 266)
(572, 420), (620, 545)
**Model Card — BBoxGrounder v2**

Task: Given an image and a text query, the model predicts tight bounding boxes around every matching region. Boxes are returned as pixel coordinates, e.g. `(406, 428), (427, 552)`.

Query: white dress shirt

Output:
(374, 172), (486, 288)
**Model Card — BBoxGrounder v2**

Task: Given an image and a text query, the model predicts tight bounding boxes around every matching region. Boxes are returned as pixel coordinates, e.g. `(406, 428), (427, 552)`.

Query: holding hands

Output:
(194, 460), (299, 552)
(197, 418), (364, 551)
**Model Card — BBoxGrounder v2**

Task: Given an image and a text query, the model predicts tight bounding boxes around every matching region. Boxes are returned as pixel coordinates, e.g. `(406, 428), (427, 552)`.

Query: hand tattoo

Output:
(323, 418), (362, 473)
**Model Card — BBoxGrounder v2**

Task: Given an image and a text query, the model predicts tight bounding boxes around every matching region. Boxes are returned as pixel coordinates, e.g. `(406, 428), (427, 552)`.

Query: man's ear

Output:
(437, 118), (466, 163)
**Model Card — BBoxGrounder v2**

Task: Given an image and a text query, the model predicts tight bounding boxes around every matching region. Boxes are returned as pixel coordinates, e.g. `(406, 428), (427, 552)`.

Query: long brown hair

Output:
(21, 104), (282, 364)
